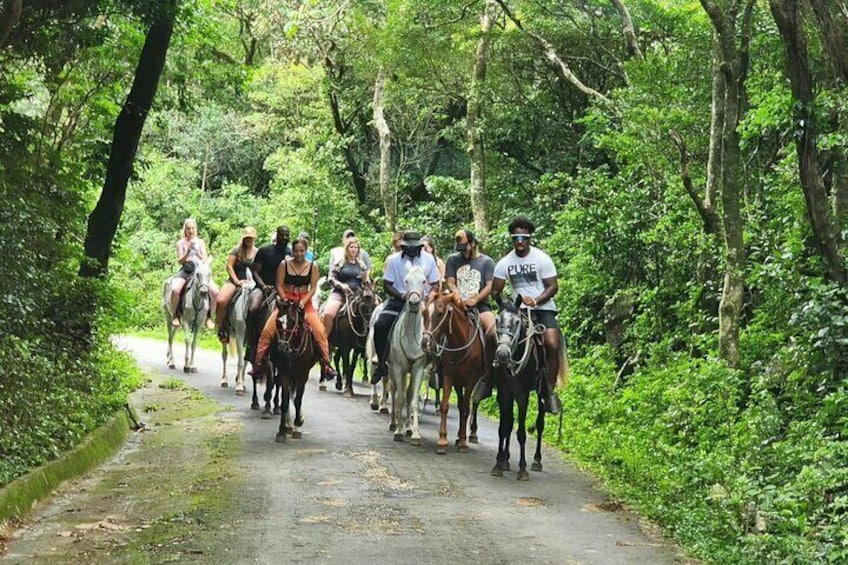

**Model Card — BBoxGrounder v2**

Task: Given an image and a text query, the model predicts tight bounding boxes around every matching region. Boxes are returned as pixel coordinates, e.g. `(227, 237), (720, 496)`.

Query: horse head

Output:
(193, 262), (211, 295)
(354, 282), (378, 324)
(404, 266), (426, 313)
(495, 297), (524, 368)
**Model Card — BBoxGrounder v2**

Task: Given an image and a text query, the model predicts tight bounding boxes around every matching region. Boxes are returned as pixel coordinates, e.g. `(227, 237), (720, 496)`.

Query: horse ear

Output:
(513, 294), (523, 309)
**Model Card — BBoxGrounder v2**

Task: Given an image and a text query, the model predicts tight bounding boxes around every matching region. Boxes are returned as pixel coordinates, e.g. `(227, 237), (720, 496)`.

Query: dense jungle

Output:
(1, 1), (847, 562)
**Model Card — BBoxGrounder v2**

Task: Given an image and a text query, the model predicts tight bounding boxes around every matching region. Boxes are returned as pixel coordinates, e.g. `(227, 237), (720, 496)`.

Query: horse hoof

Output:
(235, 389), (245, 396)
(261, 410), (271, 420)
(292, 431), (302, 440)
(517, 470), (530, 481)
(531, 461), (543, 472)
(500, 462), (511, 472)
(370, 403), (379, 411)
(469, 434), (478, 444)
(343, 388), (353, 398)
(251, 402), (259, 410)
(454, 439), (460, 447)
(319, 384), (327, 391)
(189, 367), (198, 374)
(220, 381), (228, 388)
(379, 407), (389, 415)
(405, 429), (412, 437)
(458, 444), (470, 453)
(273, 407), (282, 416)
(389, 423), (396, 432)
(410, 437), (421, 447)
(334, 379), (343, 391)
(393, 433), (404, 442)
(490, 465), (503, 477)
(275, 433), (286, 443)
(183, 366), (190, 373)
(436, 445), (447, 455)
(168, 364), (176, 370)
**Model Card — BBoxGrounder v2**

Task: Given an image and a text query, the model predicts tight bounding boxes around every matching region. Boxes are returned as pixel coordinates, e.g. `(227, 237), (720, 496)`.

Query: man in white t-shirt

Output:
(474, 216), (562, 414)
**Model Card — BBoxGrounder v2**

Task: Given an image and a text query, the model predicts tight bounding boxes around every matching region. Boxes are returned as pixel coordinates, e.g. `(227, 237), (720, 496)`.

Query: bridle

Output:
(495, 306), (544, 376)
(276, 299), (311, 357)
(424, 297), (483, 364)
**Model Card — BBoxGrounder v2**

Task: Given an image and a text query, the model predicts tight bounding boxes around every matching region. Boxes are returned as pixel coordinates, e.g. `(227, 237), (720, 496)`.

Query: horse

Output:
(330, 283), (379, 397)
(490, 298), (548, 481)
(270, 296), (318, 443)
(423, 291), (489, 454)
(221, 278), (255, 394)
(163, 262), (212, 373)
(386, 266), (428, 445)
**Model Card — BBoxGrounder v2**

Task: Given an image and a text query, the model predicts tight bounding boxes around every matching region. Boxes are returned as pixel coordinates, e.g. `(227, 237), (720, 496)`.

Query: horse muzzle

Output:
(495, 344), (512, 366)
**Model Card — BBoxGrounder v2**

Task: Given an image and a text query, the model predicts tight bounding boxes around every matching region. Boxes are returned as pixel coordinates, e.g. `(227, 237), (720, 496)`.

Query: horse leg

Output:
(235, 331), (246, 395)
(166, 324), (176, 369)
(531, 398), (545, 472)
(407, 361), (424, 446)
(469, 399), (480, 444)
(338, 348), (349, 394)
(492, 388), (513, 475)
(291, 377), (306, 439)
(516, 390), (530, 481)
(436, 377), (452, 454)
(276, 377), (290, 443)
(456, 385), (471, 453)
(261, 364), (273, 418)
(220, 344), (229, 387)
(390, 366), (404, 440)
(273, 380), (282, 415)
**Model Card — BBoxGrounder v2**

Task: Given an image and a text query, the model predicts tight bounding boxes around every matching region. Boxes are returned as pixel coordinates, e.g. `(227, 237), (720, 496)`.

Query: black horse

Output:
(330, 283), (378, 397)
(490, 298), (549, 480)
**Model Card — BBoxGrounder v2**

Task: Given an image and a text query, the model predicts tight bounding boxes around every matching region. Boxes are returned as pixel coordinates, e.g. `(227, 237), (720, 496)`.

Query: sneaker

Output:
(471, 377), (493, 403)
(171, 317), (181, 327)
(546, 391), (562, 415)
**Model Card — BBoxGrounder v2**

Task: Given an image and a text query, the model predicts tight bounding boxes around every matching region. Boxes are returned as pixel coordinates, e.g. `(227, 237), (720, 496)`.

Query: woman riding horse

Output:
(322, 236), (371, 338)
(253, 236), (339, 382)
(169, 218), (218, 328)
(215, 226), (259, 343)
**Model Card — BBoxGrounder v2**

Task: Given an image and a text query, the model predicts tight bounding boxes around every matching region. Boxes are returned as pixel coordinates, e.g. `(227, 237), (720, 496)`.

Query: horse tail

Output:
(558, 336), (570, 388)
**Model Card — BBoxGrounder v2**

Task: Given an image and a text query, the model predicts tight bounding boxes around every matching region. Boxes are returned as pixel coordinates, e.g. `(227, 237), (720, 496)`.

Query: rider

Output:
(445, 228), (496, 341)
(170, 218), (218, 328)
(473, 216), (563, 414)
(215, 226), (259, 343)
(328, 228), (373, 273)
(247, 225), (292, 365)
(421, 235), (446, 283)
(370, 230), (441, 384)
(253, 236), (339, 381)
(322, 236), (371, 338)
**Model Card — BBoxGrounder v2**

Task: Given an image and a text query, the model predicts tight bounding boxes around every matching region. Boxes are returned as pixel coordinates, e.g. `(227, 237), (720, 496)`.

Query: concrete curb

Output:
(0, 407), (135, 524)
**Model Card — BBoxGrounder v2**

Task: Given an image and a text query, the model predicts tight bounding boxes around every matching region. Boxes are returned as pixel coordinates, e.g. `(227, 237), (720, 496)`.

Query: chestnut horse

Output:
(270, 297), (318, 443)
(330, 283), (379, 397)
(424, 292), (490, 454)
(490, 299), (548, 480)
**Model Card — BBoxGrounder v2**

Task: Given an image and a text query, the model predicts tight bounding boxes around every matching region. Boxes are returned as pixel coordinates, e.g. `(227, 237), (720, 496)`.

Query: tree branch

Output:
(610, 0), (643, 60)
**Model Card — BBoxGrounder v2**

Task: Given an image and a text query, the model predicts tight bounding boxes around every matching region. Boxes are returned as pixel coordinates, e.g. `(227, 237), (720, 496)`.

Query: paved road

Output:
(12, 337), (686, 564)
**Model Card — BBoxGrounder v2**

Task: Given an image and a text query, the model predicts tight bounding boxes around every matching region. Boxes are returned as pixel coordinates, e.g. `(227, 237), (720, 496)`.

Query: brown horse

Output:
(424, 292), (492, 455)
(270, 297), (318, 443)
(330, 283), (379, 397)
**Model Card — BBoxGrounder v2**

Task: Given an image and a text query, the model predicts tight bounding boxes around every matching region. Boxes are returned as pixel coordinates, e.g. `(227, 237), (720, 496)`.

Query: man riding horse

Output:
(248, 225), (292, 369)
(370, 230), (441, 385)
(473, 216), (563, 414)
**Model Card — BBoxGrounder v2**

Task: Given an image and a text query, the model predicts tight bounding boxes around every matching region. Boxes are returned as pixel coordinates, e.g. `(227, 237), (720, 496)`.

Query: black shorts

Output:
(529, 309), (559, 330)
(473, 302), (492, 314)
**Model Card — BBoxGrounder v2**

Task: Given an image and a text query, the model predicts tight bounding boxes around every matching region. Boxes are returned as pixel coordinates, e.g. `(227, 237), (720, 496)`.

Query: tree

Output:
(80, 0), (178, 277)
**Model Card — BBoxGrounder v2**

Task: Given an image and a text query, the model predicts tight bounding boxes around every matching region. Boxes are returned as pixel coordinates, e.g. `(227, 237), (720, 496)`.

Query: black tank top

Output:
(284, 260), (313, 287)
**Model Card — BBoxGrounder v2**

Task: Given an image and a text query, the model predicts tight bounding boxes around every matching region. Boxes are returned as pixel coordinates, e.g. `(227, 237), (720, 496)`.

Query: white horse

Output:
(221, 277), (255, 394)
(387, 266), (428, 445)
(163, 262), (212, 373)
(367, 302), (389, 413)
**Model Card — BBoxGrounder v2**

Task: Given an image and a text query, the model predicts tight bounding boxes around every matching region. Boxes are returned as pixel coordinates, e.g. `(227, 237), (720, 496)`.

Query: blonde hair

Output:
(182, 218), (198, 239)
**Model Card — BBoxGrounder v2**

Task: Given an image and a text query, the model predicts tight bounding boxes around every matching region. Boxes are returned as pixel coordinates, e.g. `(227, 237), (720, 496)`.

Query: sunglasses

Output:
(509, 234), (530, 242)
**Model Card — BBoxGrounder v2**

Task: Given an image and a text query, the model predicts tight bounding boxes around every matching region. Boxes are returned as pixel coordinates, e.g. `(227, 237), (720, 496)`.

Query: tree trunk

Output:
(468, 0), (497, 237)
(79, 1), (177, 278)
(372, 68), (394, 232)
(610, 0), (643, 60)
(0, 0), (22, 49)
(807, 0), (848, 82)
(769, 0), (847, 284)
(325, 62), (368, 205)
(700, 0), (753, 367)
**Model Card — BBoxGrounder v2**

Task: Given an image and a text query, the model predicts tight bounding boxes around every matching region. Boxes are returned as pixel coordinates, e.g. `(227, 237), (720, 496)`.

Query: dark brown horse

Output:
(330, 283), (379, 397)
(270, 297), (318, 443)
(424, 292), (491, 455)
(490, 299), (547, 480)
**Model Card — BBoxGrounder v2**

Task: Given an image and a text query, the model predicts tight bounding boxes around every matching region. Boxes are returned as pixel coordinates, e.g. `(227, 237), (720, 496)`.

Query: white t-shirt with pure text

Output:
(493, 246), (557, 311)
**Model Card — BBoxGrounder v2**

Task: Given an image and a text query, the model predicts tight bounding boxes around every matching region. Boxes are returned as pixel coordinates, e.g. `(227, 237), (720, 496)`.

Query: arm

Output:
(177, 240), (191, 265)
(196, 239), (208, 262)
(226, 254), (239, 285)
(275, 261), (287, 297)
(383, 279), (404, 301)
(300, 263), (320, 308)
(491, 277), (506, 308)
(530, 276), (559, 307)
